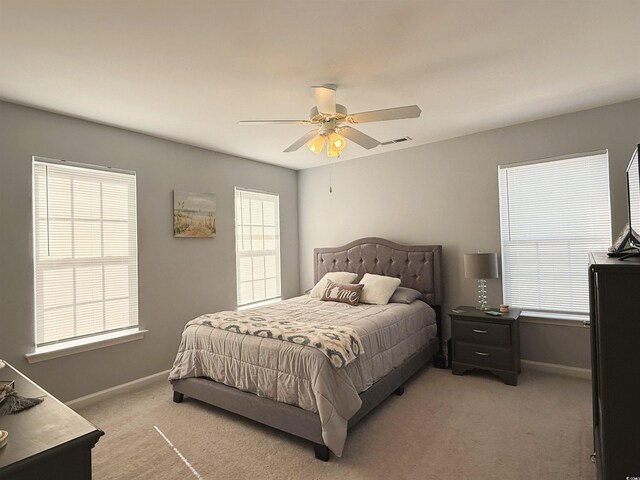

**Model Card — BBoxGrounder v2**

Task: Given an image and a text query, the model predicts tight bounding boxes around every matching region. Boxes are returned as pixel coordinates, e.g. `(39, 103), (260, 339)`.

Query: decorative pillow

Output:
(358, 273), (402, 305)
(389, 286), (422, 304)
(320, 279), (363, 306)
(309, 272), (358, 298)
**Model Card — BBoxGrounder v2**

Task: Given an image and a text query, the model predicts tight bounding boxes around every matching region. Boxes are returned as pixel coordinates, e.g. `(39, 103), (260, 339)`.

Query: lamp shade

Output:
(327, 132), (346, 157)
(307, 135), (326, 154)
(464, 253), (499, 279)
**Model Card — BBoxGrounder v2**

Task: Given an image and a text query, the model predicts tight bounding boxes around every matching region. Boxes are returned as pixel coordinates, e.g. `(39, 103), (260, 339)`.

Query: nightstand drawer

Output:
(454, 340), (513, 370)
(452, 319), (511, 346)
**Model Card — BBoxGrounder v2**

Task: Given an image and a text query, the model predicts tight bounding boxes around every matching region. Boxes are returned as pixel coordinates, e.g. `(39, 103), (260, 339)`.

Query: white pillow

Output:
(358, 273), (401, 305)
(309, 272), (358, 298)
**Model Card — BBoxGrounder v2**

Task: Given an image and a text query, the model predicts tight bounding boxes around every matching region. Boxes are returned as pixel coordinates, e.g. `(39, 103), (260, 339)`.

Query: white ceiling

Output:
(1, 1), (640, 170)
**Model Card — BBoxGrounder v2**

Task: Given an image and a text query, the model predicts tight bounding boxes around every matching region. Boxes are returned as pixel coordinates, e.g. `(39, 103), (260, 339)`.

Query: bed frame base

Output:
(314, 443), (330, 462)
(171, 336), (438, 461)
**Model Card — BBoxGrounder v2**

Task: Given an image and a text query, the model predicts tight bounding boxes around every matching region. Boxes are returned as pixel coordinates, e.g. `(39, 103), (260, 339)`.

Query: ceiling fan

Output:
(239, 84), (421, 157)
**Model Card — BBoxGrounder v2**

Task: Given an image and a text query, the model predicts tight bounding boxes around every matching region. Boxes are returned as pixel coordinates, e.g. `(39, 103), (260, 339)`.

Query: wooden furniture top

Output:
(0, 362), (103, 470)
(449, 306), (521, 323)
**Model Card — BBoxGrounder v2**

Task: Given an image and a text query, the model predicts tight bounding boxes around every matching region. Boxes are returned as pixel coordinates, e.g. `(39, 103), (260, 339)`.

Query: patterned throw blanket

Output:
(188, 310), (364, 368)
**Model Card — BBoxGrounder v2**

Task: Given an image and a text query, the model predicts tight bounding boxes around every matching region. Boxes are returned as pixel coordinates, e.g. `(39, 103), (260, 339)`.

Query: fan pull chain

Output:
(329, 160), (333, 193)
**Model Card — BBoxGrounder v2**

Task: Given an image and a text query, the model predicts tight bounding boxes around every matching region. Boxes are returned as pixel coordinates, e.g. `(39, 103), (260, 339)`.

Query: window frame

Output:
(234, 187), (282, 309)
(498, 150), (612, 316)
(32, 156), (140, 351)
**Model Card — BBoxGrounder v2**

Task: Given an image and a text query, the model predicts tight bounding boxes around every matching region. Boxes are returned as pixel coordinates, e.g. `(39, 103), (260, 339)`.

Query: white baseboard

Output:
(66, 369), (171, 409)
(521, 359), (591, 379)
(65, 361), (589, 408)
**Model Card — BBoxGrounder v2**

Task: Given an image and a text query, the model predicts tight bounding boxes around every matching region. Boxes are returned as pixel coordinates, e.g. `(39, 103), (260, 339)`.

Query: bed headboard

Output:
(313, 237), (442, 307)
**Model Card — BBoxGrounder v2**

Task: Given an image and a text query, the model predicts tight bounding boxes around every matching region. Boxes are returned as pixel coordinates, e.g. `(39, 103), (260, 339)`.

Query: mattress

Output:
(168, 295), (437, 456)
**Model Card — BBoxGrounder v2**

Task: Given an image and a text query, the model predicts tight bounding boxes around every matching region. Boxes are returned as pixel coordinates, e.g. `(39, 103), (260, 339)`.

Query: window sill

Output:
(237, 297), (282, 311)
(520, 310), (589, 328)
(25, 328), (148, 364)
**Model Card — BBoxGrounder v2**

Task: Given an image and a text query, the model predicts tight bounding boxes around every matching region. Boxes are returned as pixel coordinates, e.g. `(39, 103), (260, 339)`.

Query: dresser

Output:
(588, 252), (640, 479)
(450, 306), (521, 385)
(0, 362), (103, 479)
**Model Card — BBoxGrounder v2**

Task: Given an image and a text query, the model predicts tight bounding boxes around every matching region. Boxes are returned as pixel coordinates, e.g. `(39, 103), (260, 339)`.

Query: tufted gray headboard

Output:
(313, 237), (442, 307)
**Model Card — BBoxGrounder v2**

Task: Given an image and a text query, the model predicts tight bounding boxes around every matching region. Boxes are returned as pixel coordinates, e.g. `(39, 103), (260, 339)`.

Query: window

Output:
(33, 157), (139, 347)
(234, 188), (281, 307)
(498, 151), (611, 315)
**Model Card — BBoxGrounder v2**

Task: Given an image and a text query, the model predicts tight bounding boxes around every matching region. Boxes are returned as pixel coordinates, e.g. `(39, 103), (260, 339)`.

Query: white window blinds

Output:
(234, 188), (281, 307)
(33, 157), (139, 346)
(498, 151), (611, 315)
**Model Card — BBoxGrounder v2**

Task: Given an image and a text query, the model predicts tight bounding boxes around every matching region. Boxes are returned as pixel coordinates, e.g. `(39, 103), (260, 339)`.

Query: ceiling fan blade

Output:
(312, 84), (336, 115)
(346, 105), (421, 124)
(283, 130), (320, 152)
(239, 120), (315, 125)
(340, 126), (381, 150)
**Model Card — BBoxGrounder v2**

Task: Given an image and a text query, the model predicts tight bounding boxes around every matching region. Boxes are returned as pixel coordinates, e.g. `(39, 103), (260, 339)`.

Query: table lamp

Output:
(464, 253), (499, 310)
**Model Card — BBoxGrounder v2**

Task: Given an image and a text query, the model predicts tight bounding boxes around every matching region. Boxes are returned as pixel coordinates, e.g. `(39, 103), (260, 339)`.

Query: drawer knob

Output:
(474, 351), (490, 356)
(473, 329), (488, 334)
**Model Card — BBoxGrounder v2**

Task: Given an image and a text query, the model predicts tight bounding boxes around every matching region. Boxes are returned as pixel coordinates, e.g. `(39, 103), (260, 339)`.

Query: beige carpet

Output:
(76, 368), (595, 480)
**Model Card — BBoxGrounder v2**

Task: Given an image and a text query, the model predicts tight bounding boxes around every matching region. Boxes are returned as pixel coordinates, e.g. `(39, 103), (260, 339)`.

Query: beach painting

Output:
(173, 191), (216, 238)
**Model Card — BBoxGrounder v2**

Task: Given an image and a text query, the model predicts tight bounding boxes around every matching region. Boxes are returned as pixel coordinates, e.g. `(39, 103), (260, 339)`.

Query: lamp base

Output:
(477, 279), (489, 310)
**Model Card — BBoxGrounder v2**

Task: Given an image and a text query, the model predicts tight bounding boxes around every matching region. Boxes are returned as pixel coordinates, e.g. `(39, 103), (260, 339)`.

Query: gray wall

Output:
(0, 101), (299, 401)
(298, 98), (640, 370)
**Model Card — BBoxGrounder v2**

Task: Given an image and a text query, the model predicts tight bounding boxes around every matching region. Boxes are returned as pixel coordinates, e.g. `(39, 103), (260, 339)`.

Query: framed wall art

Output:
(173, 191), (216, 238)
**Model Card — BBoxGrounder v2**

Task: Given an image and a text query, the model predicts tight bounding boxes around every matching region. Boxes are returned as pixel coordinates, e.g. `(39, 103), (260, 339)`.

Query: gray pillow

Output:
(389, 287), (422, 304)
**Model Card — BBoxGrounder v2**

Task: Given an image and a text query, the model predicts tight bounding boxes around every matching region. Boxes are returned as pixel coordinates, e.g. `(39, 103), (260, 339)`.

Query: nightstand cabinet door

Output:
(450, 306), (521, 386)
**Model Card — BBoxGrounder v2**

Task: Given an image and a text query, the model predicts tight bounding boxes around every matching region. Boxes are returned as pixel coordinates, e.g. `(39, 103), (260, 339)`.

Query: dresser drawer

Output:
(454, 340), (514, 370)
(452, 318), (511, 346)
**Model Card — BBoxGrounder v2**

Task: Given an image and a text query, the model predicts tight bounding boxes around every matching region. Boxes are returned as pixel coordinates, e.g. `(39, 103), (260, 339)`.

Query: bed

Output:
(169, 237), (442, 461)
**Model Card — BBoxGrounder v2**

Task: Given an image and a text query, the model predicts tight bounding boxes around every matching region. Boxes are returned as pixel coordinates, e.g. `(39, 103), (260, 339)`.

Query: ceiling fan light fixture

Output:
(307, 134), (326, 154)
(327, 132), (346, 157)
(330, 132), (346, 149)
(241, 85), (420, 157)
(327, 145), (340, 158)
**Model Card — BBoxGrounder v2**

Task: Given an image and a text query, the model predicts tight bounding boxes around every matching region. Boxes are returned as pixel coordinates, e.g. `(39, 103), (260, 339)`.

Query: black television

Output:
(626, 145), (640, 251)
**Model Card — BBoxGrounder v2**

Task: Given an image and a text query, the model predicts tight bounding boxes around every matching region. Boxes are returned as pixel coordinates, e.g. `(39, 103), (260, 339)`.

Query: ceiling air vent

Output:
(380, 136), (412, 146)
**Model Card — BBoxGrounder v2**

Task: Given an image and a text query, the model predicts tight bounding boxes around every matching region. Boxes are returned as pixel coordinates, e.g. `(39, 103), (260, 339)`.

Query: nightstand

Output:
(450, 306), (521, 386)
